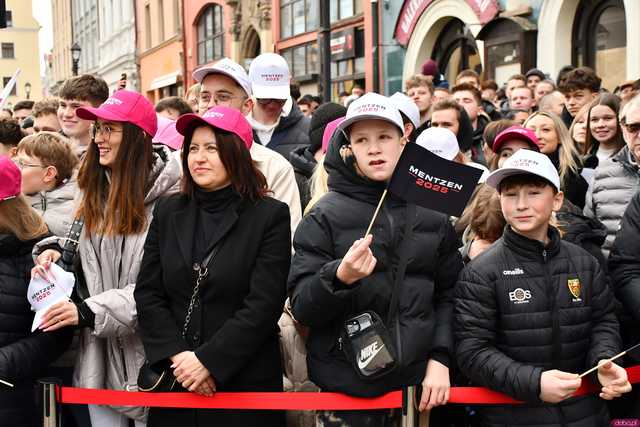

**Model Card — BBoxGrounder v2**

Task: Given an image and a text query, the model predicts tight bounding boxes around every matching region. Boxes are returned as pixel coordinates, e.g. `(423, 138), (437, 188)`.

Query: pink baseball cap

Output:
(322, 116), (345, 154)
(176, 106), (253, 149)
(153, 115), (184, 150)
(76, 90), (158, 137)
(0, 155), (21, 201)
(492, 125), (541, 153)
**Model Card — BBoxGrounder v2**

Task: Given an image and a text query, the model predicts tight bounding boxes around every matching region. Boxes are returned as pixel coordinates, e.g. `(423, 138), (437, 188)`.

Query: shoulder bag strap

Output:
(181, 240), (225, 338)
(386, 204), (416, 324)
(60, 217), (84, 271)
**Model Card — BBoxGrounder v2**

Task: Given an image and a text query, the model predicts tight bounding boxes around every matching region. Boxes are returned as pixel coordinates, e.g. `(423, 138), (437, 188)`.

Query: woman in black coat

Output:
(0, 156), (72, 427)
(134, 107), (291, 427)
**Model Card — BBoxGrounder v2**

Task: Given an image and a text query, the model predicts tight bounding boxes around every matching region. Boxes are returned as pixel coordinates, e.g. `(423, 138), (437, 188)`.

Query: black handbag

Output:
(137, 242), (224, 392)
(340, 205), (415, 380)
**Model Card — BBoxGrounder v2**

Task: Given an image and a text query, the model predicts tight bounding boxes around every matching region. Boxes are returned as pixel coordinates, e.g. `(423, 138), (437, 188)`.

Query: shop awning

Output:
(149, 71), (182, 90)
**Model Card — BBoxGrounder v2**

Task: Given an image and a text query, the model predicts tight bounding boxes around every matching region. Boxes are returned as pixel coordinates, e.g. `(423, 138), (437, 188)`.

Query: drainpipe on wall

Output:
(318, 0), (332, 102)
(371, 0), (380, 93)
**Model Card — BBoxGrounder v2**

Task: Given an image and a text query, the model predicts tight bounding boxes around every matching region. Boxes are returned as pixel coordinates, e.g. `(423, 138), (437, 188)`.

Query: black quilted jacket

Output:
(455, 226), (620, 426)
(0, 233), (72, 426)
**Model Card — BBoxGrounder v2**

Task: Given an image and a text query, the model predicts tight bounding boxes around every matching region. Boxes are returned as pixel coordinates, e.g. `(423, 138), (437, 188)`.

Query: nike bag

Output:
(341, 311), (397, 379)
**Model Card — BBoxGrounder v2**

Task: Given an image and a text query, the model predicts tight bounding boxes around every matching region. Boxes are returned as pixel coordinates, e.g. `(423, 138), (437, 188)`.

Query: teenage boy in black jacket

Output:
(454, 149), (631, 427)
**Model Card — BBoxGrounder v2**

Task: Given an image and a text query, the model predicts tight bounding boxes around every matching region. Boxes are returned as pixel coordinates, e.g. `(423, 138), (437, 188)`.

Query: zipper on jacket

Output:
(543, 249), (562, 369)
(40, 193), (47, 212)
(117, 336), (129, 383)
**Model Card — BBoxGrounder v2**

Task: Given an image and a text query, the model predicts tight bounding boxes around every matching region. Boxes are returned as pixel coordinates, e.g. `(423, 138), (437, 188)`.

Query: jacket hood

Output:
(324, 128), (387, 205)
(457, 107), (475, 153)
(145, 144), (182, 204)
(289, 145), (317, 178)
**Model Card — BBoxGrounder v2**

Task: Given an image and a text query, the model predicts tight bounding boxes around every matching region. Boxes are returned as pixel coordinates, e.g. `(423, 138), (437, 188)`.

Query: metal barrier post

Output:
(38, 378), (61, 427)
(401, 386), (417, 427)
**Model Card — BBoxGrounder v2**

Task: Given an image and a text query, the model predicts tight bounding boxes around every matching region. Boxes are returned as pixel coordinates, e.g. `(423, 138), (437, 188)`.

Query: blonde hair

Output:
(0, 194), (49, 241)
(524, 111), (581, 183)
(304, 156), (329, 215)
(569, 103), (590, 148)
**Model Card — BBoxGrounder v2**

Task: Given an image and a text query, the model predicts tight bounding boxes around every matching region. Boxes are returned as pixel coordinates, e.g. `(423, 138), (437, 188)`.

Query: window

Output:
(1, 43), (14, 59)
(3, 77), (16, 96)
(330, 0), (362, 23)
(197, 4), (224, 65)
(5, 11), (12, 27)
(281, 43), (318, 80)
(573, 0), (626, 91)
(280, 0), (318, 39)
(144, 4), (151, 49)
(158, 0), (165, 42)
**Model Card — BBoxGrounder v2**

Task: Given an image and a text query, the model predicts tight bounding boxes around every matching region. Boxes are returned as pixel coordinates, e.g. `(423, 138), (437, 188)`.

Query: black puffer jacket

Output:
(455, 226), (620, 427)
(257, 103), (311, 162)
(289, 145), (317, 210)
(557, 199), (607, 271)
(288, 130), (462, 397)
(609, 191), (640, 364)
(0, 233), (73, 426)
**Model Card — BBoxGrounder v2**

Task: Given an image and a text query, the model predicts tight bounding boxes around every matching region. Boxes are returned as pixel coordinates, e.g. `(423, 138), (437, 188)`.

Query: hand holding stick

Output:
(579, 342), (640, 378)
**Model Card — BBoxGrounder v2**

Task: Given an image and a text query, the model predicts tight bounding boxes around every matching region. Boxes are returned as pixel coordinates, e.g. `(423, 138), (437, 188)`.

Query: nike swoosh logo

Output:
(357, 344), (385, 370)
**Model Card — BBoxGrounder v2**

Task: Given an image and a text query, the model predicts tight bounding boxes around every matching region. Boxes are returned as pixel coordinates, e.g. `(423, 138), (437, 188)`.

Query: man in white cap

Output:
(192, 57), (301, 235)
(247, 53), (311, 160)
(389, 92), (419, 142)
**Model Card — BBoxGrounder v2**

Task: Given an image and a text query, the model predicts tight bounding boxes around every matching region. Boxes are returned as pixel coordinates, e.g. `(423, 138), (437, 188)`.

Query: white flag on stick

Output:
(0, 68), (21, 110)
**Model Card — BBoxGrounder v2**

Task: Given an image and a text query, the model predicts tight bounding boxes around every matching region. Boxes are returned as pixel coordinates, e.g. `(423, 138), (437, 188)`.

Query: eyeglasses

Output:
(256, 98), (287, 106)
(15, 159), (45, 170)
(91, 123), (123, 140)
(622, 121), (640, 135)
(199, 92), (241, 105)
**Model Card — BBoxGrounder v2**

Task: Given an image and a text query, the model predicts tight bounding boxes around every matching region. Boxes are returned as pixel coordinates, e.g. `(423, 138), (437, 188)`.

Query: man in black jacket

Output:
(247, 53), (310, 162)
(455, 149), (630, 426)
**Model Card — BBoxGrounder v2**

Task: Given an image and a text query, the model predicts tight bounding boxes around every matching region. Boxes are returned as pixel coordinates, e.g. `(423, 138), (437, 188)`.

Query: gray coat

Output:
(584, 146), (640, 258)
(33, 146), (181, 422)
(28, 174), (78, 236)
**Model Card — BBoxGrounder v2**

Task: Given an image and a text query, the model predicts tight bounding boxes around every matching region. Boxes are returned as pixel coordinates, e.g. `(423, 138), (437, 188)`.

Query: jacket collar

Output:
(502, 225), (561, 260)
(171, 195), (242, 268)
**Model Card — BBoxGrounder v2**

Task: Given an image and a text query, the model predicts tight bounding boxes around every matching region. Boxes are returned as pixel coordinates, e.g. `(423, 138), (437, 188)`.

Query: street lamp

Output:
(24, 82), (31, 99)
(71, 42), (81, 76)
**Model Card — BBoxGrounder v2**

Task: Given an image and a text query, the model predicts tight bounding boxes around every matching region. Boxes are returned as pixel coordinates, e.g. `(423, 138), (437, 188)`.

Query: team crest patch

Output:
(568, 278), (582, 302)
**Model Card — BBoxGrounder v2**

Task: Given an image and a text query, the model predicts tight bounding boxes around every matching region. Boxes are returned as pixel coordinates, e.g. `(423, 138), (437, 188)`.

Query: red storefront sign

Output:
(394, 0), (500, 46)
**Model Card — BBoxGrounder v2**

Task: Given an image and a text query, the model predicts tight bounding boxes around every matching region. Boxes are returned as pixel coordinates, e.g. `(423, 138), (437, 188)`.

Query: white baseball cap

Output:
(248, 53), (291, 100)
(192, 57), (252, 97)
(389, 92), (420, 129)
(486, 149), (560, 192)
(415, 127), (459, 161)
(338, 92), (404, 134)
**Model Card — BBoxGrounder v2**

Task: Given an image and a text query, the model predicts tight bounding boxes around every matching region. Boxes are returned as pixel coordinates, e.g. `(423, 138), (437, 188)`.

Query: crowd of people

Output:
(0, 52), (639, 427)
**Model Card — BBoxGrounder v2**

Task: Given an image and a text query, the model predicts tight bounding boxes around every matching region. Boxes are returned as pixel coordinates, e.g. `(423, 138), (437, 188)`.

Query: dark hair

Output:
(506, 109), (530, 120)
(298, 94), (314, 106)
(77, 122), (154, 235)
(32, 98), (60, 118)
(481, 80), (498, 91)
(499, 173), (557, 194)
(556, 65), (576, 87)
(558, 67), (601, 94)
(155, 96), (193, 116)
(451, 83), (482, 105)
(583, 93), (625, 156)
(58, 74), (109, 107)
(483, 119), (517, 150)
(290, 81), (301, 101)
(2, 108), (12, 117)
(181, 125), (268, 202)
(0, 118), (24, 147)
(339, 91), (349, 97)
(456, 69), (480, 85)
(14, 100), (34, 111)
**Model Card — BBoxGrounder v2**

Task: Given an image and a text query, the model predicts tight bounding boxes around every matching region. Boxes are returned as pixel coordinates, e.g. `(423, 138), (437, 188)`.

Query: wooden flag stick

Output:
(364, 189), (388, 238)
(0, 378), (13, 387)
(579, 342), (640, 378)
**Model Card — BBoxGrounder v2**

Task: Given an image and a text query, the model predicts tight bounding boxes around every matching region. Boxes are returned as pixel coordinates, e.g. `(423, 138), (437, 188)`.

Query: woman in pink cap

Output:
(0, 155), (72, 426)
(31, 90), (182, 427)
(134, 106), (290, 427)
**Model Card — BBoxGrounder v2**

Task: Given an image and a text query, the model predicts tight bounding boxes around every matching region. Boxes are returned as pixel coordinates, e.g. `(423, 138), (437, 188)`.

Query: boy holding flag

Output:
(454, 149), (631, 426)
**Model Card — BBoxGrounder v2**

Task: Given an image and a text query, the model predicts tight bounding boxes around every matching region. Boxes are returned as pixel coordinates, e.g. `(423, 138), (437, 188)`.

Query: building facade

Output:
(51, 0), (73, 93)
(0, 0), (43, 105)
(136, 0), (183, 103)
(71, 0), (100, 75)
(387, 0), (639, 92)
(97, 0), (138, 92)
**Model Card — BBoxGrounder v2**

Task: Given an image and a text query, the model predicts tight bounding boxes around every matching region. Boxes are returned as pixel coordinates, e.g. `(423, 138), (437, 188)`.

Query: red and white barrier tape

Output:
(56, 365), (640, 409)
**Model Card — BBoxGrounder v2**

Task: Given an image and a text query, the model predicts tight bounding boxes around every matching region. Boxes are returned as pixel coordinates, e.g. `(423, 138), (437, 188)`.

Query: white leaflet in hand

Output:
(28, 263), (76, 332)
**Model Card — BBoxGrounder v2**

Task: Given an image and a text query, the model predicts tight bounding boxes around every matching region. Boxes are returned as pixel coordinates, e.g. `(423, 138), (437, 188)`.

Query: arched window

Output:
(197, 4), (224, 65)
(573, 0), (626, 90)
(432, 19), (481, 85)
